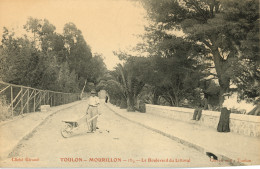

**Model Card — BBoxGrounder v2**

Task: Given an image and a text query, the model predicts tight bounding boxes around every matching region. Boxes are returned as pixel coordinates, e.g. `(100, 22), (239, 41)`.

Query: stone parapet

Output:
(146, 104), (260, 137)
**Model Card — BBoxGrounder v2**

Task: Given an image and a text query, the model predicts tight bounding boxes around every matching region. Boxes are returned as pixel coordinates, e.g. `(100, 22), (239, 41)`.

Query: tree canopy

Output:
(0, 17), (106, 93)
(141, 0), (259, 105)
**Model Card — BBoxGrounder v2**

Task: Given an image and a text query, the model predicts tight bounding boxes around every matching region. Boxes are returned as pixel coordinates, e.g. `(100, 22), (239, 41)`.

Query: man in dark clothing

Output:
(192, 93), (208, 120)
(105, 95), (108, 103)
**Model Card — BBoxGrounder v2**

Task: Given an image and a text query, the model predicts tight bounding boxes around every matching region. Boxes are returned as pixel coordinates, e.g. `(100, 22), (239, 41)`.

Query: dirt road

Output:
(1, 101), (229, 167)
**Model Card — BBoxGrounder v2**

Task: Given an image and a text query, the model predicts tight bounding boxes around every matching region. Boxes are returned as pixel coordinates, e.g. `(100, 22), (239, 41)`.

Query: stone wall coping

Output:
(146, 104), (194, 113)
(230, 113), (260, 122)
(146, 104), (260, 123)
(202, 110), (221, 117)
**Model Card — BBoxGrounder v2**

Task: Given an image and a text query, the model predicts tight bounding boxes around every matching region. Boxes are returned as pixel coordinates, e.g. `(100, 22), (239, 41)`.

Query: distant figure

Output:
(217, 93), (231, 132)
(105, 95), (108, 103)
(86, 90), (100, 133)
(192, 92), (208, 120)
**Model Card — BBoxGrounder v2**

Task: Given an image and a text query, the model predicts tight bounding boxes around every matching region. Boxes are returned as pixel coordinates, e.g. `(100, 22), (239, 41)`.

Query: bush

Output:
(110, 99), (116, 105)
(139, 102), (146, 113)
(116, 100), (121, 107)
(120, 99), (127, 109)
(0, 96), (12, 121)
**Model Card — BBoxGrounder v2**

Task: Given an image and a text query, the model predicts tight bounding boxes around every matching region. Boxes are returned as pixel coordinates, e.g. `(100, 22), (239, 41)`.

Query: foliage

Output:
(141, 0), (259, 105)
(97, 53), (150, 111)
(136, 26), (208, 106)
(88, 53), (107, 84)
(96, 73), (124, 105)
(0, 17), (107, 93)
(63, 23), (93, 83)
(0, 96), (11, 121)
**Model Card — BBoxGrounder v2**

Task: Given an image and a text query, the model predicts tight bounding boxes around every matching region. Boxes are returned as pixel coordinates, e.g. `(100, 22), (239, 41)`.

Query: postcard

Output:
(0, 0), (259, 168)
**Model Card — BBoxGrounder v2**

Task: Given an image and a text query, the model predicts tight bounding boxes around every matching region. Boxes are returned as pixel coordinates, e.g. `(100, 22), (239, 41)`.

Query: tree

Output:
(136, 26), (208, 106)
(22, 18), (70, 90)
(0, 18), (101, 94)
(141, 0), (259, 105)
(56, 62), (79, 93)
(63, 23), (92, 85)
(0, 27), (37, 86)
(96, 73), (126, 106)
(98, 52), (150, 111)
(88, 53), (107, 84)
(111, 63), (137, 111)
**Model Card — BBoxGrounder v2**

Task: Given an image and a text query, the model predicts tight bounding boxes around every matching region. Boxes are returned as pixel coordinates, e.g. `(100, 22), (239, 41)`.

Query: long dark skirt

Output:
(217, 107), (231, 132)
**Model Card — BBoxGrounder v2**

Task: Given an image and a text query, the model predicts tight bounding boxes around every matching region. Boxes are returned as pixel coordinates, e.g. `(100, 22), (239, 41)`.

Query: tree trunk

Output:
(169, 95), (175, 106)
(152, 89), (159, 105)
(173, 90), (179, 107)
(127, 93), (135, 112)
(211, 47), (230, 107)
(174, 97), (179, 107)
(218, 76), (230, 106)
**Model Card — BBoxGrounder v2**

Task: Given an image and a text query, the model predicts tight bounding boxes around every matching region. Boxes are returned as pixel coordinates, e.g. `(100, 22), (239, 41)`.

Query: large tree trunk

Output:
(211, 46), (230, 107)
(218, 75), (230, 106)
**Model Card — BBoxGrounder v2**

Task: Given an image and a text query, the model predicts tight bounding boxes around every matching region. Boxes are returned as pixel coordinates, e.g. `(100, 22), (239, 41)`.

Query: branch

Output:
(189, 0), (208, 22)
(80, 80), (87, 99)
(117, 64), (128, 92)
(202, 39), (212, 50)
(205, 72), (218, 76)
(202, 77), (218, 81)
(160, 94), (172, 104)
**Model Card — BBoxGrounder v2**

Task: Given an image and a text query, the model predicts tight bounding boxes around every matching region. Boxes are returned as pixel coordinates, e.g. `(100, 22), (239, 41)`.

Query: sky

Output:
(0, 0), (147, 70)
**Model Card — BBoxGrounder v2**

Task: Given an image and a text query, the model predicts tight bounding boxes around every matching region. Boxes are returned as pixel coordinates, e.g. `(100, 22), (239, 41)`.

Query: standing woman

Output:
(217, 93), (231, 132)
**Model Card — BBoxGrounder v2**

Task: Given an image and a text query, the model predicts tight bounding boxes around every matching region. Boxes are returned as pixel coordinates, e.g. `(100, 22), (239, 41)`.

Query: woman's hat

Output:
(91, 90), (96, 94)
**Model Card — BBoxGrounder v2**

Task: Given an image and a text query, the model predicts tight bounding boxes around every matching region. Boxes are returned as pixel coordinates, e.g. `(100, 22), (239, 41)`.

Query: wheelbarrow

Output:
(61, 114), (99, 138)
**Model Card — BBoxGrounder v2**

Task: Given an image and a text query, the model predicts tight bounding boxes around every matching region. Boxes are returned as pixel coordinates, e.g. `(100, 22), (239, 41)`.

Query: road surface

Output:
(1, 101), (229, 167)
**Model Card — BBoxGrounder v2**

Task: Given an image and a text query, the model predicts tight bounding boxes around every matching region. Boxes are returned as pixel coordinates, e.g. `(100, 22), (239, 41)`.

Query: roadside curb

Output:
(105, 104), (245, 166)
(5, 101), (83, 160)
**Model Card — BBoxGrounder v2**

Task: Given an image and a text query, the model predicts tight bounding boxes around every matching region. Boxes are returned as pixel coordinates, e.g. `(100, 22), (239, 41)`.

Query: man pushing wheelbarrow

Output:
(61, 89), (101, 137)
(86, 89), (100, 133)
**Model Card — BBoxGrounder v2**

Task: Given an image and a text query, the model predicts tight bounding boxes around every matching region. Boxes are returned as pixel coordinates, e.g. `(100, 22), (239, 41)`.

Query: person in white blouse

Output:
(86, 90), (100, 132)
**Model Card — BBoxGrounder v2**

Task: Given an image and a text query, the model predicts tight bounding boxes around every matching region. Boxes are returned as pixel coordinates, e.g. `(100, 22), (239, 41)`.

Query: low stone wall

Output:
(40, 105), (51, 112)
(146, 104), (260, 137)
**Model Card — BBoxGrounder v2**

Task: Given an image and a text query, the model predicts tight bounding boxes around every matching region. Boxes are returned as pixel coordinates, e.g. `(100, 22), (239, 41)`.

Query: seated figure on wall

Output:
(192, 92), (208, 121)
(217, 93), (231, 132)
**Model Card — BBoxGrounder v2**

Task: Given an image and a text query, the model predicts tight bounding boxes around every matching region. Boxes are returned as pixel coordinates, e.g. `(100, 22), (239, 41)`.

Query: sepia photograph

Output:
(0, 0), (259, 168)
